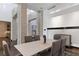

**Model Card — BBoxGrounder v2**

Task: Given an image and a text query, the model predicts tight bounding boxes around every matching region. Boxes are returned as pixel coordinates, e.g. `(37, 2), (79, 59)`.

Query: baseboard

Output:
(70, 46), (79, 49)
(66, 46), (79, 49)
(65, 46), (72, 48)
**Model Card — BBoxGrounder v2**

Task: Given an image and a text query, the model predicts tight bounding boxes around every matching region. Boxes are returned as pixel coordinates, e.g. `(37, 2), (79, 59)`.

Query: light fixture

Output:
(27, 8), (35, 15)
(30, 9), (35, 13)
(50, 9), (61, 14)
(49, 3), (79, 15)
(48, 5), (56, 10)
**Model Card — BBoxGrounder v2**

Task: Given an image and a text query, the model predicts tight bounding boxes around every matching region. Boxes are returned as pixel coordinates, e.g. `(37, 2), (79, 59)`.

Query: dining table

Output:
(14, 39), (57, 56)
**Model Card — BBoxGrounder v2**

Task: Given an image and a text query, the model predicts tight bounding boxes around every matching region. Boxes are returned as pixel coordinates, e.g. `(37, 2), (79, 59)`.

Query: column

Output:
(17, 4), (28, 44)
(37, 10), (43, 36)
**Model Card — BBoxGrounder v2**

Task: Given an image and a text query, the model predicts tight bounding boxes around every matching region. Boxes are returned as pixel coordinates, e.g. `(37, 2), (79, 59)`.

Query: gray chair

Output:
(2, 40), (10, 56)
(39, 40), (62, 56)
(50, 40), (62, 56)
(54, 34), (61, 40)
(2, 40), (22, 56)
(25, 36), (33, 43)
(34, 35), (40, 41)
(54, 34), (66, 40)
(60, 39), (66, 56)
(25, 35), (40, 43)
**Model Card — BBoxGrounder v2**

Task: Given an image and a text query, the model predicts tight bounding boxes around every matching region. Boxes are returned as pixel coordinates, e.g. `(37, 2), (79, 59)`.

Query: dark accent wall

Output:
(47, 26), (79, 30)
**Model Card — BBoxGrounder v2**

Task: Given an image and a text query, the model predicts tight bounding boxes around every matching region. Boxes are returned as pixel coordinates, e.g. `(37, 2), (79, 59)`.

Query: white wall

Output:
(44, 10), (79, 47)
(43, 10), (51, 37)
(0, 7), (12, 22)
(0, 4), (17, 22)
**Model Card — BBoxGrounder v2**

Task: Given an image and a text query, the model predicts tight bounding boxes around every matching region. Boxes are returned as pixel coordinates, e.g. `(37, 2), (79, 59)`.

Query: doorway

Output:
(29, 18), (38, 36)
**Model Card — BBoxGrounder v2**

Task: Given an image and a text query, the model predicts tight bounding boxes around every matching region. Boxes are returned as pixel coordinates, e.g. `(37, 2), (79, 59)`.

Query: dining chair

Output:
(34, 35), (40, 41)
(38, 40), (62, 56)
(54, 34), (66, 40)
(50, 40), (62, 56)
(25, 36), (33, 43)
(54, 34), (61, 40)
(2, 40), (10, 56)
(2, 40), (22, 56)
(60, 39), (66, 56)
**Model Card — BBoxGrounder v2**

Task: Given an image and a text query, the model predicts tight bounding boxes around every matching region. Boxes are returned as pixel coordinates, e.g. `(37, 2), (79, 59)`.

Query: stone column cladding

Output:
(17, 4), (27, 44)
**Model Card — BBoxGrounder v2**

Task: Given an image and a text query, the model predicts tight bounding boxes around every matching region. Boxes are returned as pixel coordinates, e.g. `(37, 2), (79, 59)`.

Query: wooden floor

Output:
(66, 47), (79, 54)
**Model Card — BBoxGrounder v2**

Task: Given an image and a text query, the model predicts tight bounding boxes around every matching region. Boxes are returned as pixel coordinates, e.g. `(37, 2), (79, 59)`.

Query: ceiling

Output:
(26, 3), (79, 17)
(26, 3), (76, 12)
